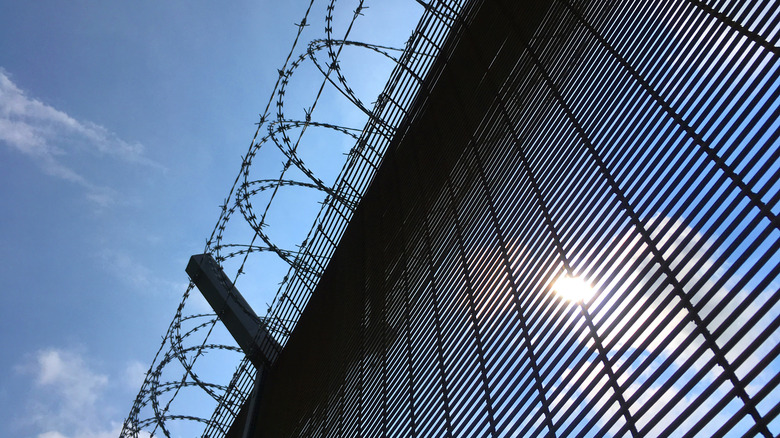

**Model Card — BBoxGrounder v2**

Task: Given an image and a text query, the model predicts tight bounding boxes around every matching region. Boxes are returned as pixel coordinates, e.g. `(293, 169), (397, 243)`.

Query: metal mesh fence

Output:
(253, 0), (780, 436)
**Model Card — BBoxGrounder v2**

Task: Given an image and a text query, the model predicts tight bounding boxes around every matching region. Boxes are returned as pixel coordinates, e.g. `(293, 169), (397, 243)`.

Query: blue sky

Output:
(3, 1), (777, 437)
(0, 1), (422, 437)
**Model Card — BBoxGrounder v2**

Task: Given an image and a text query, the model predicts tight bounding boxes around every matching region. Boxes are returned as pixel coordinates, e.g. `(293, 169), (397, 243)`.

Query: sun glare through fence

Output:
(554, 274), (596, 303)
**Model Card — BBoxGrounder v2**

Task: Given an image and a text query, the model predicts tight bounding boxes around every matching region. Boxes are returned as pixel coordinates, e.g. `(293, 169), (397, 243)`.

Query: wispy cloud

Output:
(97, 249), (187, 295)
(0, 69), (161, 206)
(123, 360), (149, 391)
(95, 248), (212, 312)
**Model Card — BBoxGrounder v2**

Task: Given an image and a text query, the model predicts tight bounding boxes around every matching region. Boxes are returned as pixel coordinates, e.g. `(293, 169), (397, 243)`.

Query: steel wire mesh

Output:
(253, 0), (780, 436)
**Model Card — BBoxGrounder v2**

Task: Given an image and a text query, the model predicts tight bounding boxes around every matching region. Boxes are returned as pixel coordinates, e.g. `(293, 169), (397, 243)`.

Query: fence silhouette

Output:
(252, 0), (780, 436)
(122, 0), (780, 436)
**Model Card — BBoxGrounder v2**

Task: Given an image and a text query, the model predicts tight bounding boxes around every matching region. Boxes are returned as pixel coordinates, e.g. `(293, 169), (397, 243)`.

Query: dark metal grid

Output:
(256, 0), (780, 436)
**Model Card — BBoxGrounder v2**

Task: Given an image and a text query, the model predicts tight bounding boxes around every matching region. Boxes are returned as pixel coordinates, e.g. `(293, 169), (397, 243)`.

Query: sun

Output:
(554, 274), (595, 303)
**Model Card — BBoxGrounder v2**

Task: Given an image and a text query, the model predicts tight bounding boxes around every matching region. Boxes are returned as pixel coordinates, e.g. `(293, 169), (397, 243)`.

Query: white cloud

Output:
(0, 69), (161, 206)
(98, 249), (157, 291)
(594, 215), (780, 379)
(17, 348), (145, 438)
(96, 249), (188, 301)
(38, 432), (69, 438)
(553, 354), (735, 438)
(33, 348), (108, 418)
(123, 361), (149, 391)
(36, 424), (131, 438)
